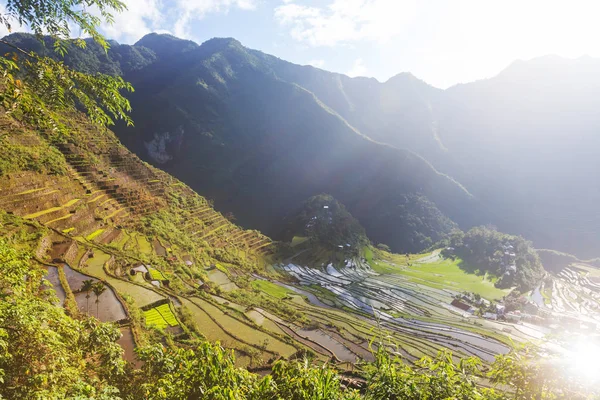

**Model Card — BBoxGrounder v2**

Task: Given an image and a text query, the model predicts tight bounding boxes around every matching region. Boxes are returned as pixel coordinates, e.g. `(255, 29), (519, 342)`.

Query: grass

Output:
(148, 268), (167, 281)
(251, 280), (294, 299)
(46, 214), (73, 225)
(371, 254), (509, 300)
(134, 234), (153, 254)
(363, 246), (373, 263)
(215, 263), (228, 274)
(87, 194), (106, 203)
(370, 259), (403, 274)
(144, 304), (179, 329)
(23, 198), (81, 219)
(86, 228), (105, 241)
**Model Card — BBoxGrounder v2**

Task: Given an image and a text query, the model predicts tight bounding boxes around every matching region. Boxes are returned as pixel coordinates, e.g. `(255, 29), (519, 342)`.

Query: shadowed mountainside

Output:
(5, 33), (598, 256)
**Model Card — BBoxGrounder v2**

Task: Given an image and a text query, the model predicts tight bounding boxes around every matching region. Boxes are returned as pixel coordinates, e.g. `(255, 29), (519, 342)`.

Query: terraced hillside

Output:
(1, 110), (526, 373)
(0, 114), (293, 366)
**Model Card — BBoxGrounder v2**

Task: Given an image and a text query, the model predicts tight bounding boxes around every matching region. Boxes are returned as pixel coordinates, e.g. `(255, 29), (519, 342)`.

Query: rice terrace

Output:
(1, 1), (600, 398)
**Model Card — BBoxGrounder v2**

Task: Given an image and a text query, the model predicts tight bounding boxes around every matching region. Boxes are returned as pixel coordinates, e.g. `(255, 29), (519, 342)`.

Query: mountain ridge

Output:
(4, 32), (599, 257)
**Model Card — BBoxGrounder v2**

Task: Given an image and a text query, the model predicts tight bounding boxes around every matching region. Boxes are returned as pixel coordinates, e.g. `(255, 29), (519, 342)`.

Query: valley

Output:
(0, 11), (599, 396)
(1, 103), (599, 397)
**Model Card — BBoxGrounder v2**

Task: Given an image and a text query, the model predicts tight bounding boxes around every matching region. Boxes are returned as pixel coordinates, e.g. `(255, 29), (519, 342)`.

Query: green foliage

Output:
(0, 240), (124, 399)
(447, 226), (545, 291)
(1, 0), (126, 50)
(129, 342), (259, 399)
(0, 50), (133, 133)
(0, 135), (66, 175)
(365, 193), (459, 253)
(287, 194), (369, 253)
(363, 347), (501, 400)
(0, 0), (133, 133)
(268, 358), (360, 400)
(142, 210), (195, 252)
(0, 238), (42, 297)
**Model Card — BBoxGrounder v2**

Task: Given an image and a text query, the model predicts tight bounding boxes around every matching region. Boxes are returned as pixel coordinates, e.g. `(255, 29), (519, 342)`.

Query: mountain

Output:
(2, 32), (468, 253)
(282, 194), (369, 253)
(435, 55), (600, 258)
(5, 33), (599, 257)
(1, 35), (594, 400)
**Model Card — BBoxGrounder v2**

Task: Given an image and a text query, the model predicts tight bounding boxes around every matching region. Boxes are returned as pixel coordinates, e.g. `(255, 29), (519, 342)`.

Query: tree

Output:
(80, 279), (94, 315)
(0, 0), (133, 134)
(0, 239), (124, 399)
(92, 281), (107, 319)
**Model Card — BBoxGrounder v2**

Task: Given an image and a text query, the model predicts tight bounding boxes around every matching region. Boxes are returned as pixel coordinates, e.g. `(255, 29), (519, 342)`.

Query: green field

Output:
(134, 234), (153, 254)
(372, 254), (509, 300)
(251, 280), (294, 299)
(190, 297), (297, 357)
(148, 268), (166, 280)
(144, 304), (179, 329)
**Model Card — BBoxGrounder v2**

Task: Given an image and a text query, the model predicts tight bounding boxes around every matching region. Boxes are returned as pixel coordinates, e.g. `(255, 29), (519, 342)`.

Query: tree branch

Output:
(0, 38), (36, 58)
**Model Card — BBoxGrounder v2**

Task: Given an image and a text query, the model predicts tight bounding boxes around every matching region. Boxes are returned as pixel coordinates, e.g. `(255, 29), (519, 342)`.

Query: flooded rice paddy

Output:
(63, 264), (127, 322)
(279, 261), (510, 362)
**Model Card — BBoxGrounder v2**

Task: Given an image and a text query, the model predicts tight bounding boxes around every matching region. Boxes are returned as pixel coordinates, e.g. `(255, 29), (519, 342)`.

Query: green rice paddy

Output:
(148, 268), (167, 281)
(86, 229), (105, 241)
(251, 280), (294, 299)
(372, 256), (509, 300)
(144, 304), (179, 329)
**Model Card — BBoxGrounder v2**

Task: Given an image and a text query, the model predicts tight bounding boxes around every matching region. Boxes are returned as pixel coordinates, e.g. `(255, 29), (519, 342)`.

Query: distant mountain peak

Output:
(198, 37), (245, 54)
(134, 32), (198, 56)
(385, 72), (417, 83)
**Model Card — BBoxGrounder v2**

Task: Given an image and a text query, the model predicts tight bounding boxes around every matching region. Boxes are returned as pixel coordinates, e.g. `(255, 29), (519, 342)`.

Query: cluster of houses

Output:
(450, 295), (506, 320)
(501, 243), (517, 278)
(128, 255), (194, 288)
(451, 291), (600, 334)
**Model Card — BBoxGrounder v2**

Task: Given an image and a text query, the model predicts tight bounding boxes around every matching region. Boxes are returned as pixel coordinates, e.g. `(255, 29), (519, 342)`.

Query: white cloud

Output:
(274, 0), (417, 46)
(90, 0), (258, 43)
(308, 59), (325, 68)
(97, 0), (163, 43)
(173, 0), (258, 39)
(346, 58), (367, 77)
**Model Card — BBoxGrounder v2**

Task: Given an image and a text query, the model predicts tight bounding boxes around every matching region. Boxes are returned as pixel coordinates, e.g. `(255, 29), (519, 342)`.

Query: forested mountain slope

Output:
(5, 33), (599, 257)
(1, 33), (472, 254)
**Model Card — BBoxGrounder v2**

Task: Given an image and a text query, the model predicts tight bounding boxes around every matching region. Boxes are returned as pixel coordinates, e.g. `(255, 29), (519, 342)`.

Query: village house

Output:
(483, 312), (498, 320)
(451, 299), (475, 314)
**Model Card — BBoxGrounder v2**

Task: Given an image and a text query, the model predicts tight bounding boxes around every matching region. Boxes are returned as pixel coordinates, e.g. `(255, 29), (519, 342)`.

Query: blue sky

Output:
(4, 0), (600, 88)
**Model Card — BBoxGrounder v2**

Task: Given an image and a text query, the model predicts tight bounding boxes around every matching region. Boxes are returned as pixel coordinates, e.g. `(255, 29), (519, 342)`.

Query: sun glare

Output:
(566, 340), (600, 382)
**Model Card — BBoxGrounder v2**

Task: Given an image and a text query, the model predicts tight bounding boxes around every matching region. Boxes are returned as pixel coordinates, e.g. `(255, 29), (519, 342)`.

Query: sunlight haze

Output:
(76, 0), (600, 87)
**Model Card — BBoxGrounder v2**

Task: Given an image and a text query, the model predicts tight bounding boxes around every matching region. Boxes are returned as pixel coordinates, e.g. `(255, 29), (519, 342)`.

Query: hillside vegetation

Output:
(283, 194), (369, 251)
(0, 5), (596, 399)
(0, 32), (471, 255)
(443, 226), (544, 291)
